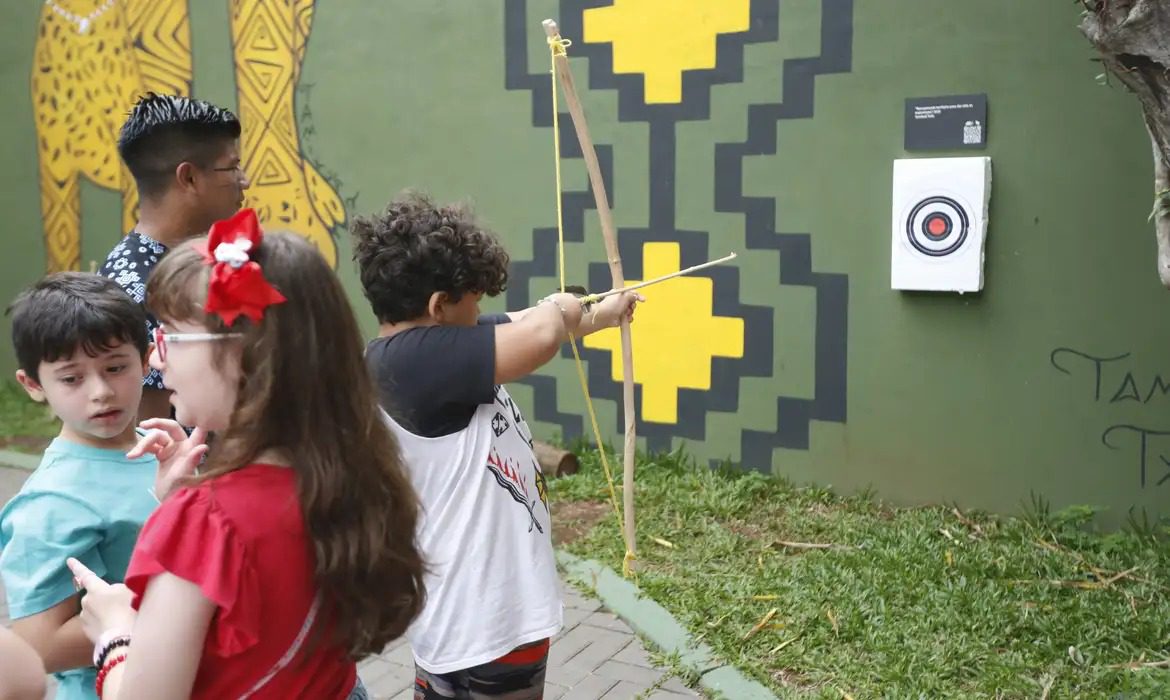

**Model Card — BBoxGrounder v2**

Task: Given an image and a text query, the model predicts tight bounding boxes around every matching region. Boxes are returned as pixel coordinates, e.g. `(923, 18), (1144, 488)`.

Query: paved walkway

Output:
(359, 584), (700, 699)
(0, 465), (701, 699)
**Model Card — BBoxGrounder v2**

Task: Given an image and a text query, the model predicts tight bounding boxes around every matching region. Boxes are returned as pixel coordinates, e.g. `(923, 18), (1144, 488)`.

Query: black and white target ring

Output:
(905, 195), (969, 257)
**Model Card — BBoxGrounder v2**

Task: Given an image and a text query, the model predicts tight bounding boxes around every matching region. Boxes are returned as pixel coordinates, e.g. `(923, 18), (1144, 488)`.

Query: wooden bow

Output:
(543, 18), (638, 571)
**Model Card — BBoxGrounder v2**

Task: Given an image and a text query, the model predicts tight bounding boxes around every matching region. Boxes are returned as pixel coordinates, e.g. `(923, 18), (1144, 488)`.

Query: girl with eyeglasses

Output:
(67, 210), (425, 700)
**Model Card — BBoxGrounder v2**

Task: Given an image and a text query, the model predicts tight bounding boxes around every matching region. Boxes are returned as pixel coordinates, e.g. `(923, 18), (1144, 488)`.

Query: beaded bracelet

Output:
(95, 636), (130, 671)
(95, 652), (128, 698)
(93, 629), (130, 666)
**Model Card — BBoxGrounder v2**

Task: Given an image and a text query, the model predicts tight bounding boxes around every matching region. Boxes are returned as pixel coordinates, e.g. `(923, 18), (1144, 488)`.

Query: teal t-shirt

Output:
(0, 438), (157, 700)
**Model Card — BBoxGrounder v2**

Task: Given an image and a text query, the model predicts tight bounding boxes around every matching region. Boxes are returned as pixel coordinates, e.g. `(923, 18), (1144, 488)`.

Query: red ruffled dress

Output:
(125, 464), (356, 699)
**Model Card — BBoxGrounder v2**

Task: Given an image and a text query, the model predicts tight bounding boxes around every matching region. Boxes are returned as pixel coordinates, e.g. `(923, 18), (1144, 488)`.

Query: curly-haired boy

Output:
(351, 190), (640, 699)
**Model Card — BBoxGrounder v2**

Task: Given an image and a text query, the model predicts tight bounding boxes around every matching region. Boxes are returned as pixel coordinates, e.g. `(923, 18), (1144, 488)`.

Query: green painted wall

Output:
(1, 1), (1164, 525)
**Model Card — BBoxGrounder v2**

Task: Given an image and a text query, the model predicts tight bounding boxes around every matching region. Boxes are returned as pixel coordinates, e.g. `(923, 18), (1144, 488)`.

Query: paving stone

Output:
(613, 642), (655, 668)
(561, 629), (632, 672)
(359, 656), (399, 684)
(359, 654), (388, 671)
(599, 680), (654, 698)
(559, 673), (618, 700)
(562, 585), (604, 612)
(559, 603), (592, 634)
(380, 640), (416, 667)
(659, 675), (700, 695)
(365, 663), (414, 697)
(593, 659), (665, 686)
(548, 624), (598, 666)
(581, 610), (634, 634)
(545, 659), (595, 688)
(659, 678), (692, 697)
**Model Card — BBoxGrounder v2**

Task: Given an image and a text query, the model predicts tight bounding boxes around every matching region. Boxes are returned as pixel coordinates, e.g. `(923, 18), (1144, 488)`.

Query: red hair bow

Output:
(196, 209), (287, 326)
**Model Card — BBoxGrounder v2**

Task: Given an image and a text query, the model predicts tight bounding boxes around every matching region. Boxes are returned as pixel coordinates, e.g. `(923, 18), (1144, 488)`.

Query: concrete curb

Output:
(556, 550), (778, 700)
(0, 448), (39, 472)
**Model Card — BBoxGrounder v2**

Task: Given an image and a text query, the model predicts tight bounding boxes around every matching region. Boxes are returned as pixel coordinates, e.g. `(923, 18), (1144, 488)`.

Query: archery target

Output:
(905, 194), (968, 257)
(891, 157), (991, 293)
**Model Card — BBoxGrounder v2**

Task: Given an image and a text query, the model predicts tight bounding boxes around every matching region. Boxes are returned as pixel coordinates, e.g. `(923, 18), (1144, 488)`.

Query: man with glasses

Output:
(100, 93), (249, 421)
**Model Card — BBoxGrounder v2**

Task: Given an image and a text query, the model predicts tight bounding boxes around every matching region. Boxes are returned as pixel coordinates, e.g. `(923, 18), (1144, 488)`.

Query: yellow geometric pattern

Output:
(32, 0), (193, 272)
(31, 0), (342, 271)
(583, 0), (751, 103)
(230, 0), (343, 266)
(584, 242), (744, 423)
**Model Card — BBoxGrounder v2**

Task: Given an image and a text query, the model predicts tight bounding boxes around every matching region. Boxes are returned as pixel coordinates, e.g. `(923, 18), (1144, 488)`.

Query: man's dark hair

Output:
(350, 190), (510, 324)
(117, 92), (242, 199)
(8, 273), (149, 383)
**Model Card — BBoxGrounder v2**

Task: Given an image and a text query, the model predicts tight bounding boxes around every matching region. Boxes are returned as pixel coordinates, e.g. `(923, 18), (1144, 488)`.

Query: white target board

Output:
(891, 156), (991, 293)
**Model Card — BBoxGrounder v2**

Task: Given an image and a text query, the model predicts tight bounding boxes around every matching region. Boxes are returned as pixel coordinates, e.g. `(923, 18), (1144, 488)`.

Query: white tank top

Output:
(381, 385), (562, 673)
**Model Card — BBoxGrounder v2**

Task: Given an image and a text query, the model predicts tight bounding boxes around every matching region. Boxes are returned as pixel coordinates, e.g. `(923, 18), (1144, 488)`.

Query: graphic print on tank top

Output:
(486, 385), (550, 533)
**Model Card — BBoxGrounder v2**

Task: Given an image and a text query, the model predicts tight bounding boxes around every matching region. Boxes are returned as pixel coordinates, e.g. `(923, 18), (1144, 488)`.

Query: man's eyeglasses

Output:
(153, 326), (244, 362)
(210, 164), (247, 182)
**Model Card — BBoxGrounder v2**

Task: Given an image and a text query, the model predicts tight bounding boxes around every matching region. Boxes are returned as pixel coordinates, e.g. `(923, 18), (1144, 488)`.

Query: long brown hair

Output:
(146, 232), (425, 658)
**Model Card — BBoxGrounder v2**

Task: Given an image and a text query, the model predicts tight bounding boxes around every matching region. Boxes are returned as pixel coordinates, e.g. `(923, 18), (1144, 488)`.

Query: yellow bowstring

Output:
(548, 34), (636, 580)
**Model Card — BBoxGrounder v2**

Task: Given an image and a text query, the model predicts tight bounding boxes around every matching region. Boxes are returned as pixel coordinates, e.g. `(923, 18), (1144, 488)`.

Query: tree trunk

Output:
(1147, 126), (1170, 285)
(1080, 0), (1170, 287)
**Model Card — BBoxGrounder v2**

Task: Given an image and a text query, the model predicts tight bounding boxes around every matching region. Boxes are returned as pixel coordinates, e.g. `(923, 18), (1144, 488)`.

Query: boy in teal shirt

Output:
(1, 273), (158, 699)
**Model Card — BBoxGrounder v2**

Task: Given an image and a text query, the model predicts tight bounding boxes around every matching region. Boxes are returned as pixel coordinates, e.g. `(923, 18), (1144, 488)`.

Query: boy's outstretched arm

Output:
(575, 291), (641, 337)
(10, 594), (93, 673)
(494, 291), (640, 383)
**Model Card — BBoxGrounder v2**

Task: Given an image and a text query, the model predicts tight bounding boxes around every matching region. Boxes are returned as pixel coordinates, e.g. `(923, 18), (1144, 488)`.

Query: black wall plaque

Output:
(904, 94), (988, 150)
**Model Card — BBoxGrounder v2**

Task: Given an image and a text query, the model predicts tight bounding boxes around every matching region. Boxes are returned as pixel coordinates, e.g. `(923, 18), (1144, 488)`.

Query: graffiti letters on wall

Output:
(33, 0), (343, 271)
(1051, 348), (1170, 488)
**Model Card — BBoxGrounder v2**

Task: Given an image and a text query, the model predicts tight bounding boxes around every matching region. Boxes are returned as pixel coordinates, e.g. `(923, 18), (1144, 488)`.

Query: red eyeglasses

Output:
(152, 325), (244, 362)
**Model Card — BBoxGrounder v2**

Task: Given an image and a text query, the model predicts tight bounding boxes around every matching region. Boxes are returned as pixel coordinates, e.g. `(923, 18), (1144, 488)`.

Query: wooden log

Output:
(533, 441), (579, 478)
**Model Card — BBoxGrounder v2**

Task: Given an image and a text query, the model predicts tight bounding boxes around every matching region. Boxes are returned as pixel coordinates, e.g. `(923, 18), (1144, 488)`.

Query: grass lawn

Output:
(550, 447), (1170, 699)
(0, 379), (57, 453)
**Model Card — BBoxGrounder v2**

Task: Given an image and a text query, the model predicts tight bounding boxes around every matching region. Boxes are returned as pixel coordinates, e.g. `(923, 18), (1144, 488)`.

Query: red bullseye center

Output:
(927, 215), (947, 236)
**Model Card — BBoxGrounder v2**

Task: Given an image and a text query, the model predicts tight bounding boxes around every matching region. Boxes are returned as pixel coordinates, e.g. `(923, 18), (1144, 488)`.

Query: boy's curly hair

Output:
(350, 190), (510, 324)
